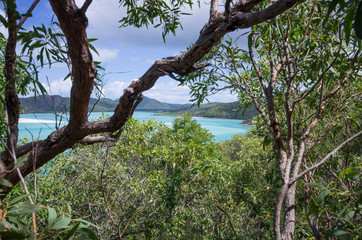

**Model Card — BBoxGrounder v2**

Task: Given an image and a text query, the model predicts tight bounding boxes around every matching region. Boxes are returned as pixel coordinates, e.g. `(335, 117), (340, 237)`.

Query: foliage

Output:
(0, 197), (98, 239)
(6, 115), (279, 239)
(183, 0), (361, 238)
(119, 0), (199, 40)
(17, 19), (105, 92)
(322, 0), (362, 40)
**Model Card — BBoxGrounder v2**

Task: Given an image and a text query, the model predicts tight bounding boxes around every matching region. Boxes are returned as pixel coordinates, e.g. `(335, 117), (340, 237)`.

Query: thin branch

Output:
(99, 145), (118, 229)
(80, 0), (92, 13)
(158, 69), (185, 82)
(210, 0), (219, 20)
(249, 31), (267, 92)
(291, 0), (317, 62)
(228, 58), (270, 126)
(78, 135), (116, 144)
(225, 0), (232, 18)
(119, 197), (157, 239)
(294, 25), (344, 106)
(0, 138), (37, 236)
(17, 0), (40, 30)
(289, 130), (362, 187)
(209, 187), (237, 237)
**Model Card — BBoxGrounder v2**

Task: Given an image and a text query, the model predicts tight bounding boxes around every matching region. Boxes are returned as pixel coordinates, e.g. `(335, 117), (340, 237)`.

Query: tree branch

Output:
(289, 130), (362, 187)
(17, 0), (40, 30)
(225, 0), (232, 18)
(294, 25), (344, 106)
(78, 135), (116, 144)
(210, 0), (219, 20)
(80, 0), (92, 13)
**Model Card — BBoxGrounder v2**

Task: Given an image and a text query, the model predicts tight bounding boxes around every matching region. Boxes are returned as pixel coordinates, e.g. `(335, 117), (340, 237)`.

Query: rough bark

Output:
(2, 0), (20, 169)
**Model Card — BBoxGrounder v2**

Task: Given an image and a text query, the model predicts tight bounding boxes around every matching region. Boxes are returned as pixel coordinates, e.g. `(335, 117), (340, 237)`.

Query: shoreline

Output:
(238, 122), (252, 126)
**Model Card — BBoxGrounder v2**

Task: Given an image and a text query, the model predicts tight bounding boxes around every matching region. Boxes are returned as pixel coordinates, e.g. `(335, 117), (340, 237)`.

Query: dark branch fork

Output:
(1, 0), (301, 196)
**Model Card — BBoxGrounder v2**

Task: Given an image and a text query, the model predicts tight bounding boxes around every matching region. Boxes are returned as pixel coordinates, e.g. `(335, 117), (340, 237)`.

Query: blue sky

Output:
(1, 0), (247, 104)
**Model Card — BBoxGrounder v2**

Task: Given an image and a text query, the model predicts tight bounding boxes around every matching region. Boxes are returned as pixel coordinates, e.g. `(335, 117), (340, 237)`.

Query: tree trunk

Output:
(2, 0), (20, 169)
(282, 183), (296, 240)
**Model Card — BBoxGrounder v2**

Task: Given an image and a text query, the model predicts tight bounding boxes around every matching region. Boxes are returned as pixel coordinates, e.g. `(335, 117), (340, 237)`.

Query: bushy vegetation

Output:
(4, 114), (360, 239)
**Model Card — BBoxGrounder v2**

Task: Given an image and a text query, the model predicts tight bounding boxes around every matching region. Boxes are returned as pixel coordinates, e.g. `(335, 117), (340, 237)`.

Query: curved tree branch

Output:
(1, 0), (302, 197)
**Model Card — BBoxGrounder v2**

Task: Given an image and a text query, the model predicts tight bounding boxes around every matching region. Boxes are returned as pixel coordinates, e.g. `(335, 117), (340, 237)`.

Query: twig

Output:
(119, 197), (156, 239)
(99, 145), (118, 228)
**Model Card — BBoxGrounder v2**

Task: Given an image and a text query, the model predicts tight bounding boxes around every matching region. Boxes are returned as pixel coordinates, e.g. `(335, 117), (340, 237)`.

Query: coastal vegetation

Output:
(0, 0), (361, 239)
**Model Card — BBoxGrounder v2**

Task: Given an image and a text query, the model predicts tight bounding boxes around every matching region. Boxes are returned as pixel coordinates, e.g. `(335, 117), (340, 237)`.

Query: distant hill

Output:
(19, 95), (189, 113)
(136, 96), (190, 111)
(159, 102), (259, 123)
(19, 95), (258, 122)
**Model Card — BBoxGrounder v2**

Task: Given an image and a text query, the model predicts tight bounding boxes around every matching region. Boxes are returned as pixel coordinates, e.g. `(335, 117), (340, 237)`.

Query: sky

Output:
(1, 0), (248, 104)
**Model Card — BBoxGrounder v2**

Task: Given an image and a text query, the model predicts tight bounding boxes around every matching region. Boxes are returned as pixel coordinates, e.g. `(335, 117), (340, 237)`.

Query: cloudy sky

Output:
(2, 0), (246, 104)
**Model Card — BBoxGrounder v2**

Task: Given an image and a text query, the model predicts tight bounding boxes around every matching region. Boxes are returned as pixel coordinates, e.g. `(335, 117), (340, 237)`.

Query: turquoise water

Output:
(19, 112), (249, 142)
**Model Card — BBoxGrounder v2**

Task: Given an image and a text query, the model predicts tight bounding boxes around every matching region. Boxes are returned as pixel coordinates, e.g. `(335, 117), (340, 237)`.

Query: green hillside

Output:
(19, 96), (257, 123)
(19, 95), (189, 113)
(159, 102), (259, 123)
(136, 96), (190, 111)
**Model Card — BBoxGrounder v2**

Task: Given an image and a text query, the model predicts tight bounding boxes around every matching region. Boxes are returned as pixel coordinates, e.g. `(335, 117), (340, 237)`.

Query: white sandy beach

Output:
(19, 118), (57, 124)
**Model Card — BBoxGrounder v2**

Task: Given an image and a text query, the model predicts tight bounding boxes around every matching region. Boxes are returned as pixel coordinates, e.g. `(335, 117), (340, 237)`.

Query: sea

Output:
(19, 111), (250, 142)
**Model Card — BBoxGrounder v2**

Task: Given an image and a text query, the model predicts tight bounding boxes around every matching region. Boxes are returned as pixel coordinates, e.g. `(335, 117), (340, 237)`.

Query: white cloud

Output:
(42, 78), (72, 97)
(93, 48), (119, 62)
(143, 79), (238, 104)
(101, 80), (128, 100)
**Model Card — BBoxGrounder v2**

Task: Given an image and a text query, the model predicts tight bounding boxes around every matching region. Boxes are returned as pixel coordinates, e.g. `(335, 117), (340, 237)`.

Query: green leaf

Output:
(64, 72), (71, 80)
(306, 183), (324, 189)
(345, 8), (355, 44)
(0, 231), (27, 239)
(7, 216), (28, 231)
(9, 194), (29, 205)
(78, 228), (99, 240)
(73, 219), (97, 228)
(87, 38), (98, 43)
(248, 32), (253, 50)
(61, 222), (80, 240)
(47, 207), (57, 225)
(52, 218), (71, 230)
(0, 14), (8, 27)
(8, 203), (43, 215)
(14, 155), (28, 169)
(88, 43), (99, 55)
(327, 229), (349, 236)
(316, 189), (330, 205)
(339, 167), (356, 178)
(0, 220), (17, 231)
(354, 0), (362, 39)
(0, 178), (13, 187)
